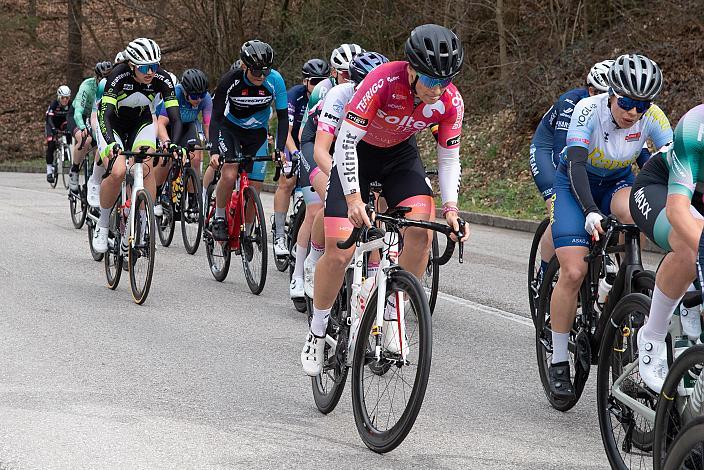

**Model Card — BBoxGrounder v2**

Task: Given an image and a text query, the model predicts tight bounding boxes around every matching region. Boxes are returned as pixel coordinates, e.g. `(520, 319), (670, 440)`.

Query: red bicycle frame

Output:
(206, 168), (256, 251)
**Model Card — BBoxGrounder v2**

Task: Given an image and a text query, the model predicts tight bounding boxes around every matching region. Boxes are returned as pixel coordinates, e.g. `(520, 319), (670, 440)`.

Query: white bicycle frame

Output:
(120, 160), (147, 256)
(611, 310), (704, 426)
(325, 228), (409, 366)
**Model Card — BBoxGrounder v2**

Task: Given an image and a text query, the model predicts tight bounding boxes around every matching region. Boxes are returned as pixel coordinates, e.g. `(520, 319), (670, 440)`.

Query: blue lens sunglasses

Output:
(417, 72), (453, 89)
(611, 90), (651, 113)
(136, 63), (159, 74)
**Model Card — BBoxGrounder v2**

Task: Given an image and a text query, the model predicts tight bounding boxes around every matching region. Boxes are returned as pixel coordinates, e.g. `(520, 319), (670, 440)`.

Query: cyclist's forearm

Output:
(334, 121), (366, 196)
(437, 145), (461, 205)
(566, 146), (599, 214)
(275, 108), (289, 151)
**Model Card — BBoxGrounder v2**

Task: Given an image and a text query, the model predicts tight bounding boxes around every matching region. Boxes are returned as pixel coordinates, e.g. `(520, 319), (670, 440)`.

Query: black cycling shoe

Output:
(212, 217), (229, 241)
(47, 173), (55, 184)
(548, 361), (576, 401)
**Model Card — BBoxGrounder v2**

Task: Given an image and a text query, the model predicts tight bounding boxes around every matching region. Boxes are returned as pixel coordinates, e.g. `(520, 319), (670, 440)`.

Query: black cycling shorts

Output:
(216, 121), (268, 175)
(324, 136), (433, 237)
(166, 121), (199, 148)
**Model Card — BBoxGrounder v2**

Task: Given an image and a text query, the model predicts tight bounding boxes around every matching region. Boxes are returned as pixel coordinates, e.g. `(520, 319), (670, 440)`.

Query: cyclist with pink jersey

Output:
(301, 24), (469, 376)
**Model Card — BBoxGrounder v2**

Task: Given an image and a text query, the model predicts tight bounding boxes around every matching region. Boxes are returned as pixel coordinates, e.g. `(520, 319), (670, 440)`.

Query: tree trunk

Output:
(496, 0), (508, 86)
(67, 0), (83, 91)
(28, 0), (38, 41)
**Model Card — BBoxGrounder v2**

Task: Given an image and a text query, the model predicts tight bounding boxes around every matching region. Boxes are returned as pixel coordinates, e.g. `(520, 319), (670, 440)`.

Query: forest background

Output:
(1, 0), (702, 218)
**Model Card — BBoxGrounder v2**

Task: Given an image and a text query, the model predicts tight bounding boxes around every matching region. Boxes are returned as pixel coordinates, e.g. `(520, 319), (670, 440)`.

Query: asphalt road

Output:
(0, 172), (663, 469)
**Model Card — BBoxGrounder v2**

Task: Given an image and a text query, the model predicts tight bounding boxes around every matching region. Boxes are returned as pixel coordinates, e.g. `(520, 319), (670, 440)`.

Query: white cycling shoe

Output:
(301, 331), (325, 376)
(680, 304), (703, 340)
(637, 328), (668, 394)
(92, 225), (109, 253)
(153, 204), (163, 217)
(87, 180), (101, 208)
(303, 255), (316, 298)
(290, 277), (305, 299)
(274, 236), (288, 256)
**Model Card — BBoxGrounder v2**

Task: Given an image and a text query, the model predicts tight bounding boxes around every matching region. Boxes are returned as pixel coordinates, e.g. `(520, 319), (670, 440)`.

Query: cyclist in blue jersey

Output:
(209, 40), (289, 242)
(531, 60), (613, 277)
(547, 54), (672, 400)
(273, 59), (330, 259)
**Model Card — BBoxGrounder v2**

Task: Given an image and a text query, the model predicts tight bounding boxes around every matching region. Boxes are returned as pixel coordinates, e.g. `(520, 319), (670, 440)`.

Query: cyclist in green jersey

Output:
(68, 61), (113, 193)
(629, 104), (704, 392)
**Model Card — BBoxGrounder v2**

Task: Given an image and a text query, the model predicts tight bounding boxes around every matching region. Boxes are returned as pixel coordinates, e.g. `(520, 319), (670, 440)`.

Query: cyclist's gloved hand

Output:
(110, 142), (122, 158)
(168, 143), (183, 165)
(585, 211), (605, 241)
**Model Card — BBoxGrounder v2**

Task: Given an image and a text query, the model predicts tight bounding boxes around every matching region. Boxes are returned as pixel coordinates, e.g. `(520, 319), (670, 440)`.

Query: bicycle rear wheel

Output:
(653, 345), (704, 470)
(129, 189), (156, 305)
(156, 192), (176, 248)
(423, 231), (440, 315)
(104, 199), (123, 289)
(60, 147), (70, 189)
(351, 269), (432, 453)
(69, 160), (88, 229)
(528, 217), (550, 326)
(241, 186), (267, 295)
(180, 168), (203, 255)
(204, 186), (231, 281)
(535, 256), (589, 411)
(312, 270), (351, 414)
(596, 293), (655, 470)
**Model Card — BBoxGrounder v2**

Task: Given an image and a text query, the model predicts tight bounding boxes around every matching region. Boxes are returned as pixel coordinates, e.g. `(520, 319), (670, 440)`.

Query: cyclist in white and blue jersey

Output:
(209, 40), (289, 241)
(547, 54), (673, 401)
(530, 60), (613, 275)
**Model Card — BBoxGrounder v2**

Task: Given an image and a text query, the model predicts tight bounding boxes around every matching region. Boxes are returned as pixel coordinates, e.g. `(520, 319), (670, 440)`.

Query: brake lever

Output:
(456, 217), (466, 264)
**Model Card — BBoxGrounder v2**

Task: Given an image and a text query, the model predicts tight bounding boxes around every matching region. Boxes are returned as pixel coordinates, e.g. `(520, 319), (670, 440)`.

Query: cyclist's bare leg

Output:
(215, 162), (238, 211)
(540, 197), (555, 263)
(550, 246), (588, 334)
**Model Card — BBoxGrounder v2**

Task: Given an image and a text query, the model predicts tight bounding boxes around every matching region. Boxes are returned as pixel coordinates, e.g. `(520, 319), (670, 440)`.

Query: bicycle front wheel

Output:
(204, 186), (231, 281)
(179, 168), (203, 255)
(528, 217), (550, 326)
(241, 186), (267, 295)
(423, 231), (440, 315)
(60, 147), (70, 189)
(596, 293), (655, 470)
(104, 199), (123, 288)
(156, 197), (175, 248)
(653, 344), (704, 470)
(50, 151), (59, 189)
(662, 416), (704, 470)
(351, 269), (432, 453)
(129, 189), (156, 304)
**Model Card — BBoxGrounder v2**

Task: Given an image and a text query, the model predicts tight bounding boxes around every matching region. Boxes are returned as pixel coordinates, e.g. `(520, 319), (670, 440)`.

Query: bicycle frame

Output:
(325, 229), (406, 365)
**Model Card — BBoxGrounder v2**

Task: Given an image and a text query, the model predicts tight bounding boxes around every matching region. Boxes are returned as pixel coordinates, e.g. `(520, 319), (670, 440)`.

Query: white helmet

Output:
(587, 59), (614, 92)
(124, 37), (161, 65)
(56, 85), (71, 98)
(114, 50), (126, 64)
(330, 43), (364, 71)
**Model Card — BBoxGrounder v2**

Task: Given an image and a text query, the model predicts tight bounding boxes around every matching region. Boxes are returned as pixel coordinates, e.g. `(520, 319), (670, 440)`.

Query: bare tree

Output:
(67, 0), (83, 90)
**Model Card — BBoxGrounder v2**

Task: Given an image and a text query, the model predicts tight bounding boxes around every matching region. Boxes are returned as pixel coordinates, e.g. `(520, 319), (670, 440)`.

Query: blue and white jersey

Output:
(532, 87), (590, 158)
(561, 93), (673, 180)
(157, 84), (213, 125)
(211, 68), (287, 131)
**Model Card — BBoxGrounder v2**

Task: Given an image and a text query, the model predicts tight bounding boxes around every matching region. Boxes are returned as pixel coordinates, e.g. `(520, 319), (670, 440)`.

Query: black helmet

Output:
(240, 40), (274, 69)
(94, 61), (113, 78)
(405, 24), (464, 79)
(181, 68), (209, 95)
(302, 59), (330, 78)
(349, 52), (389, 85)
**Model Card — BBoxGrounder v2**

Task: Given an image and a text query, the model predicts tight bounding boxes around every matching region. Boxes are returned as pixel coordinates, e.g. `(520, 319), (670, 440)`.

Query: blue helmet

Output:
(349, 52), (389, 85)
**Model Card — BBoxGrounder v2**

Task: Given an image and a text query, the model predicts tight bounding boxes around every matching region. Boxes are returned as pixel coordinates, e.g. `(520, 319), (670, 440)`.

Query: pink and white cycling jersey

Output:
(317, 82), (355, 136)
(344, 61), (464, 149)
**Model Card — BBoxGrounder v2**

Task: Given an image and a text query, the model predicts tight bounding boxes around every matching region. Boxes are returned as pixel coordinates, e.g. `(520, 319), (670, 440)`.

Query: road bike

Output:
(203, 153), (271, 294)
(50, 129), (72, 189)
(309, 198), (464, 453)
(155, 141), (204, 254)
(536, 217), (654, 411)
(103, 146), (172, 304)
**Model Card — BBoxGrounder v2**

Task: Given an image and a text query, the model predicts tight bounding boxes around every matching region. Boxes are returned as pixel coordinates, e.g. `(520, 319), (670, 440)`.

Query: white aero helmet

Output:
(124, 37), (161, 65)
(57, 85), (71, 98)
(114, 50), (126, 64)
(587, 59), (614, 92)
(608, 53), (663, 101)
(330, 43), (364, 71)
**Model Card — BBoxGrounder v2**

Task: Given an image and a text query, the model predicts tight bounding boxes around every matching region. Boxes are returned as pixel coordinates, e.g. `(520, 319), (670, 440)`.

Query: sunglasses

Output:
(417, 72), (453, 89)
(308, 76), (327, 85)
(248, 67), (271, 78)
(188, 91), (207, 100)
(136, 63), (159, 74)
(612, 91), (651, 113)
